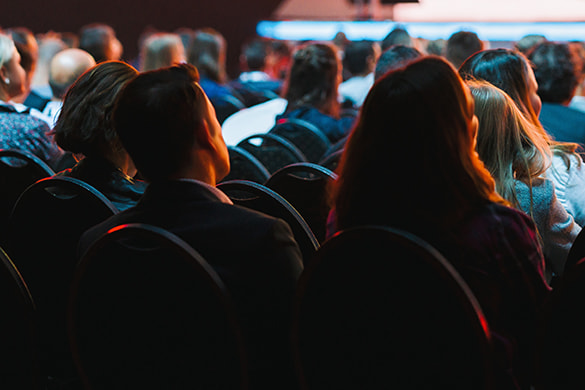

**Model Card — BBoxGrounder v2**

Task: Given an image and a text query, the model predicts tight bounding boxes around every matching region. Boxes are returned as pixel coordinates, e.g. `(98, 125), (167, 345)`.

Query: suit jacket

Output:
(78, 179), (303, 389)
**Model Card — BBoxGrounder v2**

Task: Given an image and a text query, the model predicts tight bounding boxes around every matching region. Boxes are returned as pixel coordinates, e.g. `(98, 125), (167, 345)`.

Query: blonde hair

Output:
(140, 33), (185, 72)
(0, 33), (16, 68)
(468, 78), (552, 208)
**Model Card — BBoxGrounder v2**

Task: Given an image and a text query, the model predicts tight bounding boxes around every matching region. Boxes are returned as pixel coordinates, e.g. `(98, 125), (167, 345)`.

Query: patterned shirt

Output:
(0, 102), (63, 169)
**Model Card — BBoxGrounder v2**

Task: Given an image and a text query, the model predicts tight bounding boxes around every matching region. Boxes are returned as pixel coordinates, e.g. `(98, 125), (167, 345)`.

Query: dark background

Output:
(1, 0), (284, 78)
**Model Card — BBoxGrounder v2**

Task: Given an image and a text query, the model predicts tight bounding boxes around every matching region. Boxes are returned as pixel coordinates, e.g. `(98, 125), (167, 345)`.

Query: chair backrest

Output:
(2, 176), (118, 385)
(237, 133), (307, 174)
(265, 162), (338, 244)
(69, 223), (247, 390)
(221, 145), (271, 184)
(0, 246), (39, 390)
(213, 94), (246, 124)
(535, 256), (585, 389)
(0, 149), (55, 234)
(293, 225), (494, 390)
(217, 179), (319, 265)
(318, 148), (344, 172)
(268, 118), (331, 163)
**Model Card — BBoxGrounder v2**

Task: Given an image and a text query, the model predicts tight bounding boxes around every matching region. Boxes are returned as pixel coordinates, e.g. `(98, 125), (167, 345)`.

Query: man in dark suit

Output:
(78, 63), (303, 389)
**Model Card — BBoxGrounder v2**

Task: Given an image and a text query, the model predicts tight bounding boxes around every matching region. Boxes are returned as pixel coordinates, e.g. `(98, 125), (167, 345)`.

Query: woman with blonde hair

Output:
(468, 78), (580, 282)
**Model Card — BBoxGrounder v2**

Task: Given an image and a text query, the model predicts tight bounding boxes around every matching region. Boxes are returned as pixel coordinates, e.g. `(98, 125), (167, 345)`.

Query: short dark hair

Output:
(242, 38), (269, 71)
(374, 44), (422, 80)
(343, 40), (376, 76)
(54, 61), (138, 158)
(79, 23), (117, 63)
(446, 30), (483, 69)
(113, 64), (207, 182)
(528, 41), (579, 103)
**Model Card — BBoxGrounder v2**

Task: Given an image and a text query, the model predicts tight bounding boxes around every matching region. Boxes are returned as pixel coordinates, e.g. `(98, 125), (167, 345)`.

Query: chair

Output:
(217, 180), (319, 265)
(536, 256), (585, 389)
(318, 148), (343, 172)
(2, 176), (118, 386)
(221, 145), (271, 184)
(0, 149), (55, 234)
(237, 133), (307, 174)
(212, 94), (246, 124)
(293, 226), (495, 390)
(265, 162), (338, 243)
(0, 246), (39, 390)
(69, 223), (247, 389)
(268, 118), (331, 163)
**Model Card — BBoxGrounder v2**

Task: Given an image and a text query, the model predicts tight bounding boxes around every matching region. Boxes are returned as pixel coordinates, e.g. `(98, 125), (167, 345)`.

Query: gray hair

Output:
(0, 33), (16, 68)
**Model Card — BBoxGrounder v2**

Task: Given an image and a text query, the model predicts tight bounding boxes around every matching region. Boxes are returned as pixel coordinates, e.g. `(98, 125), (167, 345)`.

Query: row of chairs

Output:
(0, 221), (499, 389)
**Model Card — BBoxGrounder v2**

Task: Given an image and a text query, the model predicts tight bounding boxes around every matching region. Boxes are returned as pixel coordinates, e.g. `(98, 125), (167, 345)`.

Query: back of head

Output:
(113, 64), (207, 182)
(241, 38), (269, 72)
(528, 41), (579, 104)
(140, 32), (185, 72)
(187, 28), (226, 83)
(49, 48), (96, 99)
(54, 61), (138, 158)
(515, 34), (547, 55)
(446, 30), (484, 69)
(342, 40), (378, 77)
(284, 42), (341, 116)
(6, 27), (38, 75)
(374, 44), (423, 80)
(333, 56), (501, 230)
(459, 49), (539, 125)
(79, 23), (121, 63)
(381, 26), (413, 52)
(467, 79), (550, 206)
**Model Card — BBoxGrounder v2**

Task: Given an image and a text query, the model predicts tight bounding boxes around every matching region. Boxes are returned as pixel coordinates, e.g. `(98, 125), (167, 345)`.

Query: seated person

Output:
(0, 32), (63, 169)
(53, 61), (146, 211)
(78, 63), (303, 390)
(276, 42), (356, 143)
(139, 31), (186, 72)
(338, 39), (380, 108)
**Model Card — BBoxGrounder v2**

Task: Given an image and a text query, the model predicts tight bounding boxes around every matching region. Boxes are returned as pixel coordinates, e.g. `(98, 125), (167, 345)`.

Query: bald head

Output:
(49, 48), (96, 99)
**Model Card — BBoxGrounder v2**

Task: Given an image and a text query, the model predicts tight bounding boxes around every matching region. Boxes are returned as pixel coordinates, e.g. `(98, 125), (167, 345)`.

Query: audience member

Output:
(468, 79), (581, 282)
(139, 32), (186, 72)
(568, 40), (585, 113)
(445, 30), (484, 69)
(275, 42), (356, 143)
(328, 55), (550, 390)
(79, 23), (123, 63)
(514, 33), (547, 55)
(527, 41), (585, 150)
(425, 38), (446, 56)
(459, 48), (585, 231)
(380, 25), (414, 52)
(77, 63), (303, 389)
(265, 39), (292, 81)
(5, 27), (38, 104)
(228, 37), (282, 107)
(338, 39), (380, 108)
(0, 32), (63, 168)
(186, 28), (245, 122)
(44, 48), (96, 128)
(27, 34), (67, 108)
(374, 44), (423, 80)
(53, 61), (146, 211)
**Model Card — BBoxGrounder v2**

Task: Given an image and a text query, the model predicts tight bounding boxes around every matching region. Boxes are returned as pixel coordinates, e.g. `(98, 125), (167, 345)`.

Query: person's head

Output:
(467, 78), (551, 207)
(140, 32), (186, 72)
(53, 61), (138, 160)
(283, 42), (342, 117)
(342, 40), (380, 77)
(380, 26), (413, 52)
(514, 34), (547, 55)
(239, 37), (270, 72)
(445, 30), (484, 69)
(528, 41), (579, 105)
(459, 48), (542, 128)
(112, 63), (229, 183)
(425, 38), (446, 56)
(6, 27), (38, 100)
(374, 44), (423, 80)
(49, 48), (96, 99)
(331, 56), (505, 231)
(79, 23), (123, 63)
(186, 28), (227, 83)
(0, 32), (27, 101)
